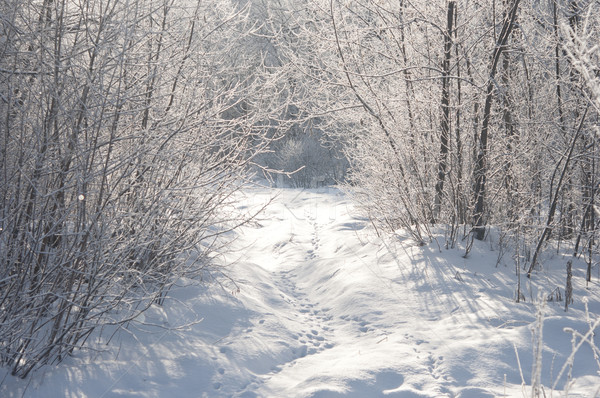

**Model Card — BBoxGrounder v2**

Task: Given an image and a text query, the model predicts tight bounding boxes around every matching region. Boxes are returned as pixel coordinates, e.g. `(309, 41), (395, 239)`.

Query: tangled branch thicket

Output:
(0, 0), (275, 378)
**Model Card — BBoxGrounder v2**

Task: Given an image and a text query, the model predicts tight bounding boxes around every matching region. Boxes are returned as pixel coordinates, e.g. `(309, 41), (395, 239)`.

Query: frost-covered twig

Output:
(552, 300), (600, 392)
(561, 7), (600, 114)
(531, 296), (545, 397)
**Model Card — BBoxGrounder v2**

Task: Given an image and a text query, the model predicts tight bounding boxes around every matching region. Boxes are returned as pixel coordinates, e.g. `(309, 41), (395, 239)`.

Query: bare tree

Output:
(434, 1), (455, 222)
(472, 0), (521, 241)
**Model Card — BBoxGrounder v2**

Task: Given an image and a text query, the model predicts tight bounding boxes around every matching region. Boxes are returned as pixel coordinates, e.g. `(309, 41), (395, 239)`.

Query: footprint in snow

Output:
(375, 371), (405, 391)
(297, 345), (308, 358)
(427, 353), (445, 380)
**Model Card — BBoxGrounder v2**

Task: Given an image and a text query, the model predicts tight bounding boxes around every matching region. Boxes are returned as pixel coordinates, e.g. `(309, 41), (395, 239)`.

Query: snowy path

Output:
(216, 188), (516, 397)
(246, 190), (408, 396)
(3, 187), (600, 398)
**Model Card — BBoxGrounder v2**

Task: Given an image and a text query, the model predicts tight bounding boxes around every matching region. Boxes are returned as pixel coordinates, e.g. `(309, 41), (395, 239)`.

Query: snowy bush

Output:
(258, 128), (348, 189)
(0, 0), (274, 378)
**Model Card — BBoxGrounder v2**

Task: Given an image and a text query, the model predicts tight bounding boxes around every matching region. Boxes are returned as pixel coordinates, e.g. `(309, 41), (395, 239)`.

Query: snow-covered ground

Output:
(2, 186), (600, 397)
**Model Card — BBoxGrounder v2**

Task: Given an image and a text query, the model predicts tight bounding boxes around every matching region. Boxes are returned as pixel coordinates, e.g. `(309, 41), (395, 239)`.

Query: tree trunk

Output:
(472, 0), (521, 240)
(434, 1), (455, 222)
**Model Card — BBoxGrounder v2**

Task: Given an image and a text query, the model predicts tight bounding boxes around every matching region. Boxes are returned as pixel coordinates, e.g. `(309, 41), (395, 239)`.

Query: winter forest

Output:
(1, 0), (600, 396)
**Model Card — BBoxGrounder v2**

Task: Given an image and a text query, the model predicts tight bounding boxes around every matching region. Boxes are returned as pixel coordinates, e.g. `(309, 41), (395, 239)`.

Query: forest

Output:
(1, 0), (600, 392)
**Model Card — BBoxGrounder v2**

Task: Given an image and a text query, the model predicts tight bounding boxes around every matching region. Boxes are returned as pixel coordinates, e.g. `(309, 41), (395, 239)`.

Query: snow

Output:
(2, 186), (600, 397)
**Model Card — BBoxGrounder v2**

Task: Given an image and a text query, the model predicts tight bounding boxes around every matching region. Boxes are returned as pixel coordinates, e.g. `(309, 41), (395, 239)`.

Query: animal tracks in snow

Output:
(427, 353), (446, 381)
(276, 269), (336, 361)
